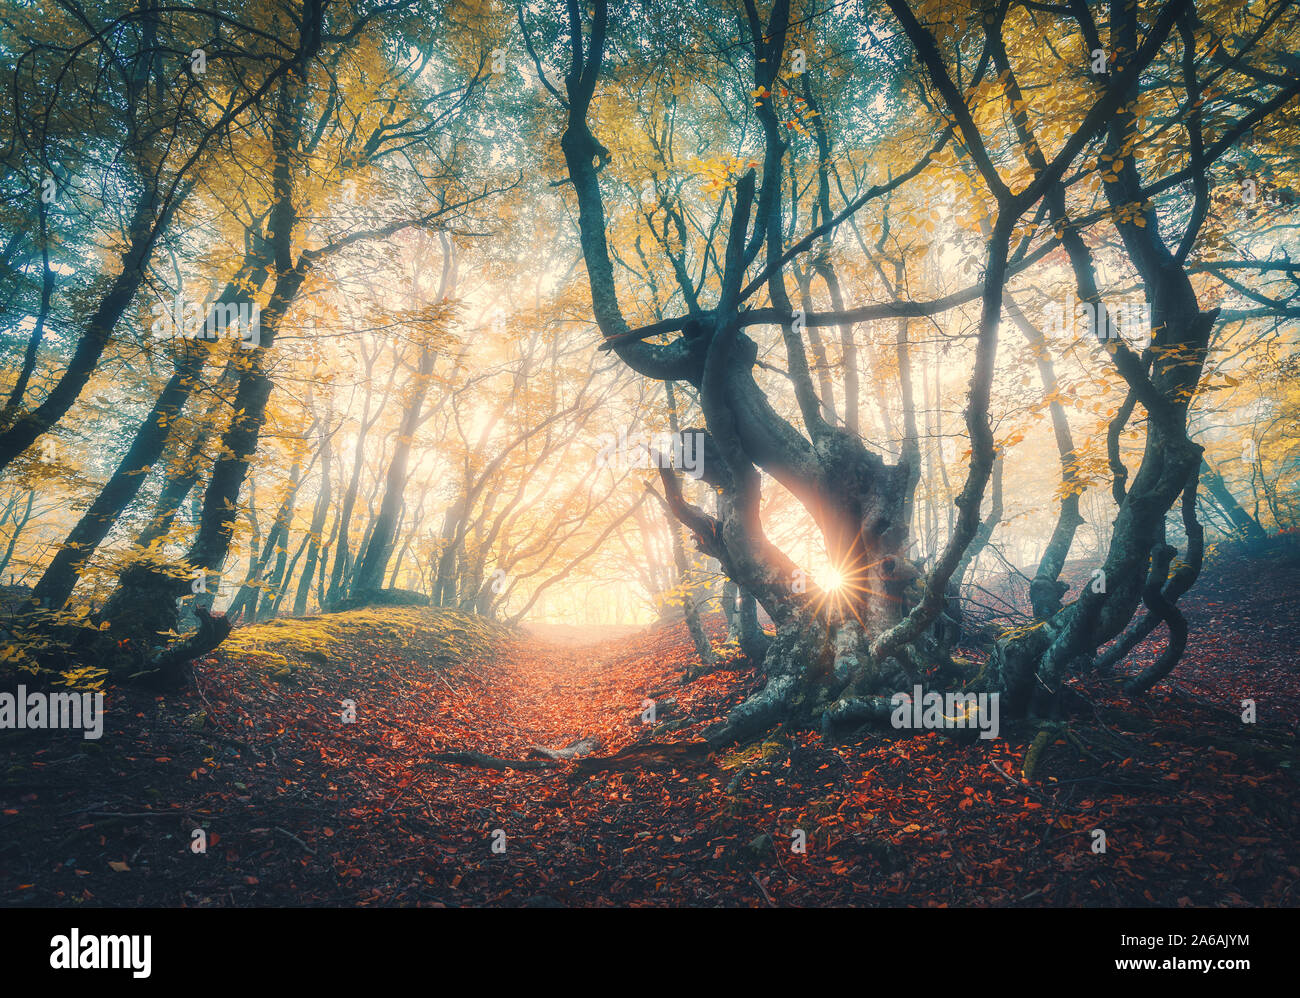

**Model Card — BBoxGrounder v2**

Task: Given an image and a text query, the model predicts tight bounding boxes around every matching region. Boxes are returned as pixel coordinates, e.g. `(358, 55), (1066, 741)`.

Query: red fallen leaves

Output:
(4, 552), (1300, 907)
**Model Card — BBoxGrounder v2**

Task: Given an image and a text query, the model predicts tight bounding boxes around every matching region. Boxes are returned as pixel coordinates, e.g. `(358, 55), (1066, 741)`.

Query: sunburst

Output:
(809, 552), (896, 627)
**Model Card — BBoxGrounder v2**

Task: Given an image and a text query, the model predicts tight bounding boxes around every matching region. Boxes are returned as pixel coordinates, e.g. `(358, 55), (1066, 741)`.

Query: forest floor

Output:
(2, 542), (1299, 907)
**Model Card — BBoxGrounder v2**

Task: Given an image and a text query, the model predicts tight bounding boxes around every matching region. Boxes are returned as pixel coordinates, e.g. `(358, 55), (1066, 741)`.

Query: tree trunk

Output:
(32, 347), (206, 610)
(0, 187), (190, 473)
(1004, 293), (1086, 619)
(665, 381), (715, 664)
(293, 417), (333, 615)
(351, 345), (435, 595)
(1199, 456), (1266, 543)
(32, 246), (272, 610)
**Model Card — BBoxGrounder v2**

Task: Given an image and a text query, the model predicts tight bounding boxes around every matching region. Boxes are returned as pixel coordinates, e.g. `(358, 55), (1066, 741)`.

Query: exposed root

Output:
(137, 606), (232, 686)
(820, 695), (897, 736)
(681, 656), (750, 682)
(429, 738), (710, 776)
(703, 674), (796, 747)
(527, 736), (599, 760)
(571, 740), (712, 777)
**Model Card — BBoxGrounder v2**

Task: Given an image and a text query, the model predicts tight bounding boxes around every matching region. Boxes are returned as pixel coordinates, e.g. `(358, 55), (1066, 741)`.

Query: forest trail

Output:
(4, 551), (1300, 907)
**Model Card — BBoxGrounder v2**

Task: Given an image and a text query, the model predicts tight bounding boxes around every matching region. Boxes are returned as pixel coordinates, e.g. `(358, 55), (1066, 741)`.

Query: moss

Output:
(1021, 721), (1063, 780)
(215, 606), (507, 675)
(719, 734), (787, 771)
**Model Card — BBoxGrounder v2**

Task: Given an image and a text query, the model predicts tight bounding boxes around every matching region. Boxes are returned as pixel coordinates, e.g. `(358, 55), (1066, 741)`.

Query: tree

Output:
(548, 0), (1300, 741)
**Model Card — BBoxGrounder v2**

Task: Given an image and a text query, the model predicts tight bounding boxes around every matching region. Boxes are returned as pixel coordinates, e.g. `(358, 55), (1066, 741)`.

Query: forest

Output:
(0, 0), (1297, 922)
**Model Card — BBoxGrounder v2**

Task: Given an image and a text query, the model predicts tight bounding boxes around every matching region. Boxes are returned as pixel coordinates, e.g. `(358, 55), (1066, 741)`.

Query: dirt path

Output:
(1, 615), (748, 906)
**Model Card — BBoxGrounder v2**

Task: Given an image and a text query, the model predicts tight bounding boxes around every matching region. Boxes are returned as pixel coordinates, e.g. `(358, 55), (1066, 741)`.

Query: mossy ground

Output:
(214, 607), (509, 678)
